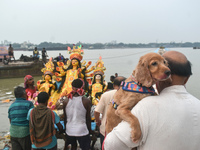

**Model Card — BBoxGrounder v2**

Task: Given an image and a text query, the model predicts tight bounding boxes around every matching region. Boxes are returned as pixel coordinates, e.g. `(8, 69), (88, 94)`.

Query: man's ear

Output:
(184, 76), (190, 85)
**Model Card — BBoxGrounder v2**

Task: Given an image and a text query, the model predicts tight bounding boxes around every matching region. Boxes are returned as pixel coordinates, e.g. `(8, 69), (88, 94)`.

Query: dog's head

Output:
(133, 52), (171, 87)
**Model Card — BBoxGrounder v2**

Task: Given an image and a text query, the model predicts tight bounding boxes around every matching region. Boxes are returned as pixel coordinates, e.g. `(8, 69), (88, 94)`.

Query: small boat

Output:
(154, 47), (169, 55)
(193, 47), (200, 49)
(0, 61), (44, 79)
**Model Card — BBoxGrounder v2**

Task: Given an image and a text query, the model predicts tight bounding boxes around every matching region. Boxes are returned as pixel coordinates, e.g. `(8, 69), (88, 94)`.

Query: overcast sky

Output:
(1, 0), (200, 44)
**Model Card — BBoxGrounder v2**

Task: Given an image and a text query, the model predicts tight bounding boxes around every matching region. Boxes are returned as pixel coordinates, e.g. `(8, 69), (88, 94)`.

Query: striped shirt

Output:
(8, 98), (34, 137)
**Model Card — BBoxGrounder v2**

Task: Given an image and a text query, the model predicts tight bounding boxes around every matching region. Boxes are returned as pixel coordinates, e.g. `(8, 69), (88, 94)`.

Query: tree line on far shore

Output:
(11, 41), (200, 50)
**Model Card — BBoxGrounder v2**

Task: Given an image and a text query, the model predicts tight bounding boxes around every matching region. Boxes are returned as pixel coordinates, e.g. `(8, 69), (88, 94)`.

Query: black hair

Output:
(166, 58), (192, 77)
(14, 86), (26, 98)
(95, 92), (103, 98)
(113, 76), (126, 86)
(57, 75), (66, 93)
(72, 79), (84, 88)
(110, 75), (115, 80)
(91, 74), (105, 94)
(92, 74), (104, 85)
(107, 82), (114, 90)
(82, 67), (89, 92)
(67, 58), (81, 70)
(37, 92), (49, 103)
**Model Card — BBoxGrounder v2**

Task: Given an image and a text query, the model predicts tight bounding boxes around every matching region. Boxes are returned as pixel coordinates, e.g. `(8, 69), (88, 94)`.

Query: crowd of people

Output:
(7, 50), (200, 150)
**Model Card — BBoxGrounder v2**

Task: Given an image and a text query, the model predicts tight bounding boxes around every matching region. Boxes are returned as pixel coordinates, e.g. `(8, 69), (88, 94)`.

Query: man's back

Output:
(65, 96), (90, 136)
(95, 89), (117, 136)
(8, 97), (34, 139)
(9, 98), (33, 126)
(110, 85), (200, 150)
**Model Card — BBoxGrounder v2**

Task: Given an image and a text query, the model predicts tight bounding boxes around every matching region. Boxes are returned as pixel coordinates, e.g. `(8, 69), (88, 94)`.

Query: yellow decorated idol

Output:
(48, 61), (66, 109)
(37, 58), (55, 96)
(60, 45), (84, 97)
(90, 56), (107, 105)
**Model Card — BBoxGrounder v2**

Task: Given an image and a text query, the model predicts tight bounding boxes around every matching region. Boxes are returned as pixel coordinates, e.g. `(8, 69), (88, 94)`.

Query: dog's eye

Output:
(151, 62), (157, 66)
(164, 60), (167, 64)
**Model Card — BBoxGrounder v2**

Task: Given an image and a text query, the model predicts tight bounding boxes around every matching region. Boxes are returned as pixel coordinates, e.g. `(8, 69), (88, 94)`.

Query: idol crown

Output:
(68, 44), (84, 61)
(41, 58), (54, 76)
(93, 56), (106, 75)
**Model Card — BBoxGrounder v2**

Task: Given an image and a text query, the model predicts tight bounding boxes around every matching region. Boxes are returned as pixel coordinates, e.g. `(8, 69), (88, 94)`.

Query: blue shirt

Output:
(27, 108), (60, 149)
(8, 98), (34, 137)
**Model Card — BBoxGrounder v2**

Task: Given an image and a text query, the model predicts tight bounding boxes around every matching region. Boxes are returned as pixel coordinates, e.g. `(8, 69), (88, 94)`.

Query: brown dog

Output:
(106, 52), (171, 143)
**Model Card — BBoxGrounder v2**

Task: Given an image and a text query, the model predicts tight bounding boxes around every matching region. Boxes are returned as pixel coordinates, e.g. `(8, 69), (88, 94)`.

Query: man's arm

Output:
(83, 97), (92, 133)
(63, 97), (69, 130)
(104, 100), (149, 149)
(104, 121), (140, 150)
(56, 121), (64, 133)
(94, 92), (106, 126)
(53, 111), (64, 133)
(94, 111), (101, 126)
(104, 130), (132, 150)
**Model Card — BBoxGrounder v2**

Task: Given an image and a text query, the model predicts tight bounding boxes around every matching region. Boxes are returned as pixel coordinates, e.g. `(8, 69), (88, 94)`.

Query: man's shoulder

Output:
(82, 96), (91, 103)
(24, 100), (34, 104)
(82, 95), (90, 100)
(101, 89), (117, 99)
(82, 96), (92, 106)
(103, 89), (117, 96)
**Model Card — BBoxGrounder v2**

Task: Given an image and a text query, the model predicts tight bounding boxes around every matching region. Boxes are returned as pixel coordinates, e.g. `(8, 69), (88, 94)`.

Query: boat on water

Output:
(154, 47), (169, 55)
(193, 47), (200, 49)
(0, 46), (45, 79)
(0, 61), (44, 79)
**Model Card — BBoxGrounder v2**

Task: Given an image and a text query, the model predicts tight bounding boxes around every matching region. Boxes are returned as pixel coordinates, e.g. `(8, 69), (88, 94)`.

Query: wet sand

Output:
(0, 103), (10, 133)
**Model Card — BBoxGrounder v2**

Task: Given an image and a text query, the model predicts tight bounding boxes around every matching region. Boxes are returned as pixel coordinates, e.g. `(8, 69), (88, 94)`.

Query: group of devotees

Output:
(7, 50), (200, 150)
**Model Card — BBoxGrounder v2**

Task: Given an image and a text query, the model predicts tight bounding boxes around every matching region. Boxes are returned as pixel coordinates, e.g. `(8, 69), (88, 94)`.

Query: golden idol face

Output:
(95, 74), (101, 80)
(72, 59), (79, 66)
(45, 74), (51, 80)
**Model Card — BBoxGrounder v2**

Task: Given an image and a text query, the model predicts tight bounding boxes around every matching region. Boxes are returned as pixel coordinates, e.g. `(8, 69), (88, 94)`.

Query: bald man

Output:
(104, 51), (200, 150)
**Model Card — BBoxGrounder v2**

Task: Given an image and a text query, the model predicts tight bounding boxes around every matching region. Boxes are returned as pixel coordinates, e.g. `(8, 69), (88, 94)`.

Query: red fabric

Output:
(24, 75), (33, 88)
(68, 78), (85, 99)
(26, 87), (37, 100)
(24, 75), (32, 82)
(68, 88), (85, 99)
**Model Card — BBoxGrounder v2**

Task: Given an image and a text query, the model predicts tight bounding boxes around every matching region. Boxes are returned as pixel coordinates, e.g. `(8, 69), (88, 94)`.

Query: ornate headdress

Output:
(41, 58), (54, 76)
(93, 56), (106, 75)
(68, 45), (84, 61)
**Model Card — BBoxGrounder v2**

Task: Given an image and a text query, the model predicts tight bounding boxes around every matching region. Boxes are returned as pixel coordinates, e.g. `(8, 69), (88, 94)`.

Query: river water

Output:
(0, 47), (199, 140)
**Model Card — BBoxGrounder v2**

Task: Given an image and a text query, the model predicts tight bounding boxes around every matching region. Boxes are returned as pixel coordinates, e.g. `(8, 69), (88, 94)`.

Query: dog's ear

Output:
(133, 56), (153, 87)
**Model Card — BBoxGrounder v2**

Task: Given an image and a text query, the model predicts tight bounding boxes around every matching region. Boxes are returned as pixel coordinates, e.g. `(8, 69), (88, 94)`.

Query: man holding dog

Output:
(104, 51), (200, 150)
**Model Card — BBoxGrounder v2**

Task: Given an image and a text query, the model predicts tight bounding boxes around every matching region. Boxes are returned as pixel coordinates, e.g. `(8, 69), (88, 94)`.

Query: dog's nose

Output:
(165, 70), (171, 76)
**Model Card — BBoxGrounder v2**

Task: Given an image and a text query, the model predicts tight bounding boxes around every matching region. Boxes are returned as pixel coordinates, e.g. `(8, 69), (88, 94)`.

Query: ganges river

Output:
(0, 47), (199, 149)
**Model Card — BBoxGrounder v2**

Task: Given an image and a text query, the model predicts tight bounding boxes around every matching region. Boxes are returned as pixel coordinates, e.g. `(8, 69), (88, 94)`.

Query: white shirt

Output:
(95, 89), (117, 136)
(65, 96), (89, 136)
(104, 85), (200, 150)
